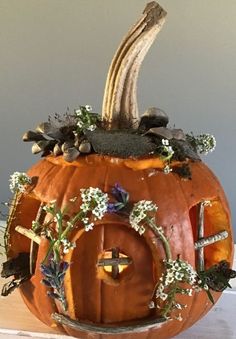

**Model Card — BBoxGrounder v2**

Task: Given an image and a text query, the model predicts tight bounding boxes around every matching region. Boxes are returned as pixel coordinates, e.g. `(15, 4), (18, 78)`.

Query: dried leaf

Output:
(23, 130), (46, 142)
(36, 122), (63, 139)
(146, 127), (173, 139)
(171, 129), (186, 141)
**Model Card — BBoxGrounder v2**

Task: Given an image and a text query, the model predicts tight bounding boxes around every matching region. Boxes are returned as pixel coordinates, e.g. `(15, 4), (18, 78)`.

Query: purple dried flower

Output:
(40, 264), (54, 278)
(40, 259), (70, 311)
(41, 279), (52, 287)
(107, 202), (125, 213)
(59, 261), (70, 273)
(111, 183), (129, 204)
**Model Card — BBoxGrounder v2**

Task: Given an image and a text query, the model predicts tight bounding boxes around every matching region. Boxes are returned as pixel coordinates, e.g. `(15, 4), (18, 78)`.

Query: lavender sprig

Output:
(40, 259), (69, 311)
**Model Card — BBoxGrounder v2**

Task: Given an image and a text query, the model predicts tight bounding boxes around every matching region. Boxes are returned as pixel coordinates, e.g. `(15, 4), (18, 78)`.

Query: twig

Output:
(197, 202), (205, 271)
(52, 313), (166, 334)
(30, 202), (46, 274)
(195, 230), (228, 249)
(15, 226), (41, 244)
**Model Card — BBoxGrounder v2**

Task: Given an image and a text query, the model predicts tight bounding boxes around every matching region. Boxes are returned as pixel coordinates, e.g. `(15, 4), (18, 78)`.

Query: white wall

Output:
(0, 0), (235, 233)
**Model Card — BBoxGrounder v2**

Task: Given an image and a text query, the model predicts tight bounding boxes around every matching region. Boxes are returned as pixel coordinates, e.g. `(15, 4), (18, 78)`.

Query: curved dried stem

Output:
(102, 2), (167, 129)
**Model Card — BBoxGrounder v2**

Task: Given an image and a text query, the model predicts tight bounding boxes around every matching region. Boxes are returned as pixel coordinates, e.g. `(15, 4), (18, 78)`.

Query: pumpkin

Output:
(2, 2), (234, 339)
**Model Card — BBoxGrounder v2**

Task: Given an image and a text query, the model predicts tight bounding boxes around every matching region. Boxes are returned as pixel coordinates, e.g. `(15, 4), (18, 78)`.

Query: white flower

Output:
(185, 288), (193, 296)
(165, 273), (174, 285)
(149, 301), (155, 309)
(32, 220), (40, 231)
(60, 238), (76, 254)
(80, 203), (90, 213)
(163, 165), (172, 174)
(193, 286), (202, 292)
(162, 139), (169, 146)
(87, 124), (96, 131)
(77, 120), (83, 128)
(175, 314), (183, 322)
(85, 105), (92, 112)
(9, 172), (32, 193)
(175, 271), (184, 281)
(160, 292), (168, 301)
(69, 197), (77, 203)
(175, 303), (183, 310)
(80, 187), (108, 230)
(75, 109), (82, 116)
(85, 222), (94, 231)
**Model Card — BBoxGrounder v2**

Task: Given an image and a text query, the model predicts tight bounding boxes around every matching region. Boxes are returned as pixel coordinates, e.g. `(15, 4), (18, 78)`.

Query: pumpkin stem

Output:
(102, 2), (167, 129)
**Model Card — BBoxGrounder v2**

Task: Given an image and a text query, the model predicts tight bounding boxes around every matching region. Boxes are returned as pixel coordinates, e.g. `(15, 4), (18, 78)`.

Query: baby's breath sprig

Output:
(38, 198), (81, 310)
(129, 200), (158, 235)
(153, 257), (200, 320)
(75, 105), (100, 134)
(159, 139), (174, 161)
(80, 187), (109, 231)
(9, 172), (32, 194)
(186, 133), (216, 155)
(156, 139), (174, 174)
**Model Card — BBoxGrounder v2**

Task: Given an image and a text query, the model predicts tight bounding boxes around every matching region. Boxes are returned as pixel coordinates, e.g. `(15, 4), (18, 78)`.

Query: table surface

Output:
(1, 222), (235, 339)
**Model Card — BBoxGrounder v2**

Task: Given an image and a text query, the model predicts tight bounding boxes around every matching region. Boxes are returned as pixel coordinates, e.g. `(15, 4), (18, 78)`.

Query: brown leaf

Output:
(146, 127), (173, 139)
(23, 130), (46, 142)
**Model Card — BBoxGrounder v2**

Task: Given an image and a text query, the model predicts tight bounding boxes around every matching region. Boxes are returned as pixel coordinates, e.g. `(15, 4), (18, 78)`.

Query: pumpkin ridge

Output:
(59, 166), (79, 210)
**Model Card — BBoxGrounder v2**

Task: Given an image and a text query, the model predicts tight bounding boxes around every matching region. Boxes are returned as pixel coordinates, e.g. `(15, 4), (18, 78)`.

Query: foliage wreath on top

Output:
(22, 105), (216, 177)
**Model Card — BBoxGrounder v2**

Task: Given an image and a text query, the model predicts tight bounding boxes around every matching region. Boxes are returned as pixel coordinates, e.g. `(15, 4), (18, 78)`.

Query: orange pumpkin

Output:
(5, 155), (234, 339)
(3, 2), (234, 339)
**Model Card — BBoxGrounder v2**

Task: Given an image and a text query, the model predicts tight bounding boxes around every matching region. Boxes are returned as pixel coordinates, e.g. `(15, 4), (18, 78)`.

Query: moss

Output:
(86, 130), (156, 158)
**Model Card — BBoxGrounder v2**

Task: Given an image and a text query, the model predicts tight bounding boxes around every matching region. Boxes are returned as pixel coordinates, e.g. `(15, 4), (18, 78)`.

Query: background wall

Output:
(0, 0), (235, 233)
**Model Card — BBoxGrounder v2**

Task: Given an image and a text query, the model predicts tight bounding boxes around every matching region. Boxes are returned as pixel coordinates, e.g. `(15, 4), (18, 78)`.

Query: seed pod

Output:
(53, 143), (62, 156)
(63, 147), (80, 162)
(61, 141), (74, 153)
(32, 140), (55, 154)
(79, 141), (91, 154)
(32, 143), (43, 154)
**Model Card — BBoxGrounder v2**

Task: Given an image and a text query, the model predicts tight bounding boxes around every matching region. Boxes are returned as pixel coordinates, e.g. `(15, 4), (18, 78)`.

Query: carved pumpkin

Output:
(2, 2), (234, 339)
